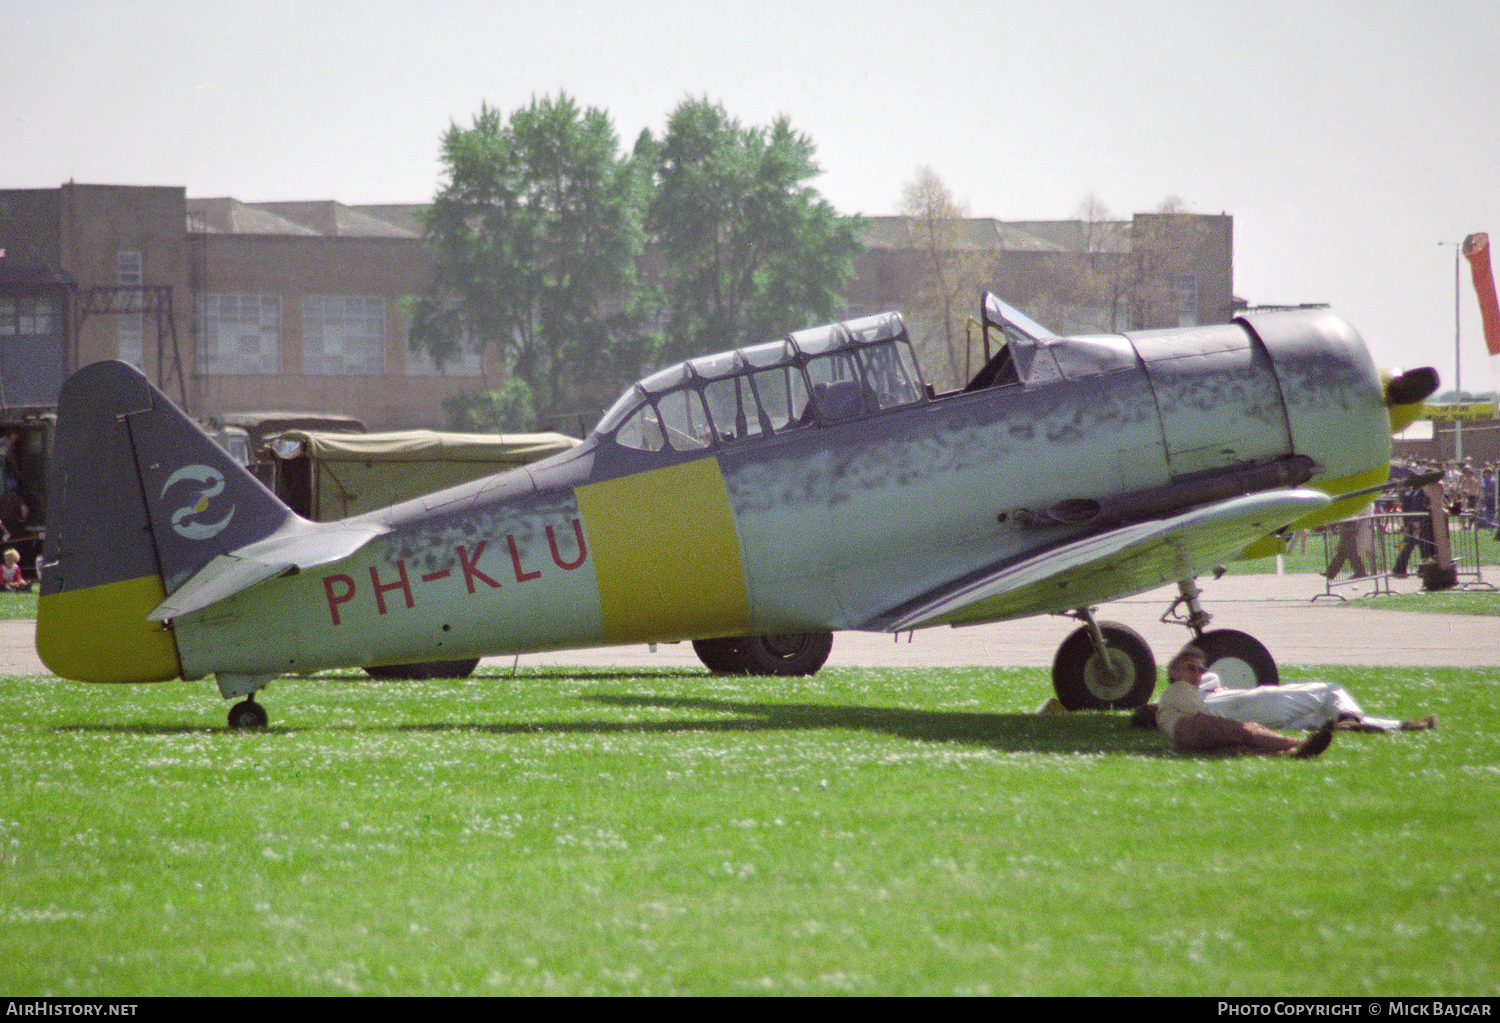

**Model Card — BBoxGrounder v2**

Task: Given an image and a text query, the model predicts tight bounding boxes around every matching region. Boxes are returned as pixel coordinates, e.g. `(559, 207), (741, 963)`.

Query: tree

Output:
(897, 167), (993, 389)
(1033, 193), (1129, 334)
(1125, 199), (1216, 330)
(1041, 193), (1216, 334)
(410, 94), (644, 427)
(642, 98), (862, 361)
(441, 379), (536, 433)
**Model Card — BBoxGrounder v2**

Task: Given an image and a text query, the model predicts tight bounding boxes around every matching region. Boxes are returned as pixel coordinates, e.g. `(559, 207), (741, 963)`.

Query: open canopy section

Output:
(965, 292), (1139, 391)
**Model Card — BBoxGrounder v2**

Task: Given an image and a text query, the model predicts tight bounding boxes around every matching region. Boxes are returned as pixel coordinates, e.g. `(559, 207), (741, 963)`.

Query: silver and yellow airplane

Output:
(36, 294), (1435, 728)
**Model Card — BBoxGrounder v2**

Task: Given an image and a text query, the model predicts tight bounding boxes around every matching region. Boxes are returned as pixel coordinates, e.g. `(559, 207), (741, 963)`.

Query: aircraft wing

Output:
(148, 523), (389, 622)
(878, 488), (1331, 632)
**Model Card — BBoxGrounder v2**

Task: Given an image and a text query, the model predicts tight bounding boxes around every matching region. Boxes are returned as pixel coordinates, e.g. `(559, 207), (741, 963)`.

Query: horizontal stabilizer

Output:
(880, 488), (1331, 632)
(149, 522), (388, 621)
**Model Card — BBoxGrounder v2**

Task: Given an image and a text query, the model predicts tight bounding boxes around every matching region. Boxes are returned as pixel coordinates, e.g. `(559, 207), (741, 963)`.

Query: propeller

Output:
(1383, 366), (1440, 434)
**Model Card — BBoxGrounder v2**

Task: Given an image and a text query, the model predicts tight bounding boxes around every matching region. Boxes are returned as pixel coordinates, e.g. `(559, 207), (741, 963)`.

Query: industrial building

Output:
(1, 182), (1236, 429)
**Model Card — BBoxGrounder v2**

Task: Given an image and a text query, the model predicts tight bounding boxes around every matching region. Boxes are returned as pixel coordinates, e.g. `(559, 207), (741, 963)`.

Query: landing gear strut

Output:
(1163, 579), (1279, 689)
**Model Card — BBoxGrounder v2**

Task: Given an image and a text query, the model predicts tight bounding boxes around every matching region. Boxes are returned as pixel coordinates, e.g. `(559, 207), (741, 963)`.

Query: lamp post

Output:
(1440, 240), (1463, 462)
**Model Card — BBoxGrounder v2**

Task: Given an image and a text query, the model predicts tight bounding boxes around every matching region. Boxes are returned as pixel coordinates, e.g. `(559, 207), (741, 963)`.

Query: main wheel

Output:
(691, 637), (746, 674)
(692, 632), (833, 676)
(227, 698), (268, 730)
(1052, 622), (1157, 710)
(364, 658), (481, 680)
(1194, 629), (1278, 689)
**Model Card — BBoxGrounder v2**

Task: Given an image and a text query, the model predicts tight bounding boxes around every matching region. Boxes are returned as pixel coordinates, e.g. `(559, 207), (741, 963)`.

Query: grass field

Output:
(2, 663), (1495, 996)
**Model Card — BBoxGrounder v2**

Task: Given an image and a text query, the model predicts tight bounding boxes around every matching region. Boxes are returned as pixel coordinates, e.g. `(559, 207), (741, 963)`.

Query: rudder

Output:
(37, 361), (295, 683)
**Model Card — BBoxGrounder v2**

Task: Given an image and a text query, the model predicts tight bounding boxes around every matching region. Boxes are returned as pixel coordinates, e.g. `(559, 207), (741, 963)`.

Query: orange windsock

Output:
(1462, 232), (1500, 356)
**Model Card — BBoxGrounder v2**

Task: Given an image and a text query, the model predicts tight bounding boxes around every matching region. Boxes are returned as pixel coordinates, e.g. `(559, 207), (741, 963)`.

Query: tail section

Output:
(37, 361), (295, 683)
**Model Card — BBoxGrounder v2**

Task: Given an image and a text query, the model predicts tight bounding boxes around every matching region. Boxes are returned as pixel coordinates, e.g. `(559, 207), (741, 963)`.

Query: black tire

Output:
(691, 637), (746, 674)
(1052, 622), (1157, 710)
(1194, 629), (1278, 689)
(227, 698), (268, 730)
(692, 632), (834, 676)
(364, 657), (481, 680)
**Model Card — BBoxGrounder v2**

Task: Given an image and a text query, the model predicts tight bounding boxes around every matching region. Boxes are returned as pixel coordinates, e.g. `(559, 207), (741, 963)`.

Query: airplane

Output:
(35, 293), (1437, 728)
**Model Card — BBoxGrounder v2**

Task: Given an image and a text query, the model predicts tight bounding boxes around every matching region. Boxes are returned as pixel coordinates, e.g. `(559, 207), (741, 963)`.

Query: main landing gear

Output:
(1162, 579), (1279, 690)
(1049, 579), (1279, 711)
(693, 631), (835, 676)
(1051, 614), (1156, 710)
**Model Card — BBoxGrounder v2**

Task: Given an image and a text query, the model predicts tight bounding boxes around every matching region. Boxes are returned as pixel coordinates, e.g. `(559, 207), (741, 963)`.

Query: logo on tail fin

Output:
(163, 465), (236, 540)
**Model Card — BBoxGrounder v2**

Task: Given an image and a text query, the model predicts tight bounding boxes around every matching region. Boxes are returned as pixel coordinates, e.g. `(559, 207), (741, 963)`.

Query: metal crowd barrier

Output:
(1317, 508), (1494, 600)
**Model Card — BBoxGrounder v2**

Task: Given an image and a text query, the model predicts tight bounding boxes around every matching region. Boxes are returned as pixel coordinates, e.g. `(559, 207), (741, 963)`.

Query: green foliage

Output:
(641, 98), (864, 361)
(2, 664), (1494, 995)
(411, 94), (645, 423)
(411, 94), (862, 430)
(440, 379), (537, 433)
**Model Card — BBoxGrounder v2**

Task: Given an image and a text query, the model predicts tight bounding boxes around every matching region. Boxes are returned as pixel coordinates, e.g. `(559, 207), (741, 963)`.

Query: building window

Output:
(0, 296), (56, 337)
(117, 251), (143, 367)
(304, 295), (385, 375)
(199, 294), (282, 375)
(1177, 274), (1199, 328)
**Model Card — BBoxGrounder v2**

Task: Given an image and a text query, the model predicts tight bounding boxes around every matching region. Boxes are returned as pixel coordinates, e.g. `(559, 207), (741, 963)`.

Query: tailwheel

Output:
(227, 696), (269, 730)
(1052, 620), (1157, 710)
(1195, 629), (1279, 689)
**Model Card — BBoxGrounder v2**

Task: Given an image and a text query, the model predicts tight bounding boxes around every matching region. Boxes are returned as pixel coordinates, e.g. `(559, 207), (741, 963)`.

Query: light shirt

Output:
(1156, 677), (1206, 739)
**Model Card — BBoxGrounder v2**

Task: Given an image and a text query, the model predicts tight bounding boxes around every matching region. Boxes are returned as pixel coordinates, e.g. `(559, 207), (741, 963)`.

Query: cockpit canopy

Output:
(594, 295), (1145, 454)
(595, 311), (927, 452)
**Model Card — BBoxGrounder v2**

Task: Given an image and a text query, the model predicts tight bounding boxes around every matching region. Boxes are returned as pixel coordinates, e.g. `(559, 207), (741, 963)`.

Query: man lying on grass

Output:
(1132, 652), (1438, 738)
(1145, 645), (1335, 758)
(1191, 672), (1434, 733)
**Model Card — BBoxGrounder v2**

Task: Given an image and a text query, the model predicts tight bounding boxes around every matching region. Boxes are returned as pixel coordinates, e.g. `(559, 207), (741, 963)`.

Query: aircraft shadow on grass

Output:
(53, 695), (1184, 756)
(400, 692), (1165, 756)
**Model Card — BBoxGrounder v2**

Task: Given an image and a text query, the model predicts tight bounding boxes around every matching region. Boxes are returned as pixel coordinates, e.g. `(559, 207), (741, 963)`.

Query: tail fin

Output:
(37, 361), (295, 683)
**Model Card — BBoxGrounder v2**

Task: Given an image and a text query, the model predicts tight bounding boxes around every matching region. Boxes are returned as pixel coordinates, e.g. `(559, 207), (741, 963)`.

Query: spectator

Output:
(1, 549), (31, 593)
(1325, 516), (1371, 579)
(1151, 646), (1335, 758)
(1134, 672), (1436, 734)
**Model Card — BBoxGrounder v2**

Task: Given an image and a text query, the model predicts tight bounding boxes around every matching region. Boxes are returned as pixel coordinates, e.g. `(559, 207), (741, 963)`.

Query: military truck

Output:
(256, 428), (579, 521)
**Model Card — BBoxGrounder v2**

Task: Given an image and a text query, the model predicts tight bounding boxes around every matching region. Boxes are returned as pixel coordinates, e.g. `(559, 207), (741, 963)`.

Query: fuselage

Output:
(170, 305), (1392, 681)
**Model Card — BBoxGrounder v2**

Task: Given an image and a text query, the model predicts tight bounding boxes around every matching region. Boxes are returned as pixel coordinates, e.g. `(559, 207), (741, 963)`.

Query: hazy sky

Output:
(6, 0), (1497, 390)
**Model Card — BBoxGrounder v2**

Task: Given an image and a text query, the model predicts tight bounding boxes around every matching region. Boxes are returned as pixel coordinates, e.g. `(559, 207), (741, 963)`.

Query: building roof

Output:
(186, 198), (425, 238)
(858, 215), (1131, 253)
(184, 199), (1138, 256)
